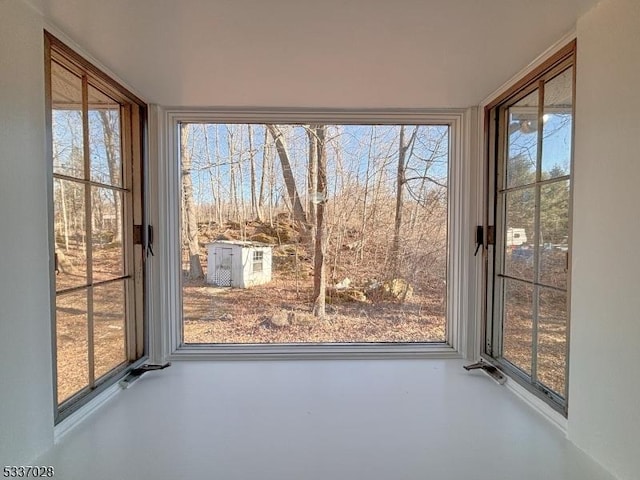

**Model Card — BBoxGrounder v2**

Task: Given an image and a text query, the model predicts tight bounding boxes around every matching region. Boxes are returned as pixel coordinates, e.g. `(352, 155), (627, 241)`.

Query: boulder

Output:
(259, 313), (291, 328)
(383, 278), (414, 302)
(327, 287), (367, 303)
(250, 233), (277, 244)
(368, 278), (414, 303)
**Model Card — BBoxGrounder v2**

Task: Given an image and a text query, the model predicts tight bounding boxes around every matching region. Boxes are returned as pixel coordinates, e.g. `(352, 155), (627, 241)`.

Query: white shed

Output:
(206, 240), (273, 288)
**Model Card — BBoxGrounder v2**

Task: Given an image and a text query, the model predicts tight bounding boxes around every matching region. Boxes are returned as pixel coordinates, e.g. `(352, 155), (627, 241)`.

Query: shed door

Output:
(215, 247), (233, 286)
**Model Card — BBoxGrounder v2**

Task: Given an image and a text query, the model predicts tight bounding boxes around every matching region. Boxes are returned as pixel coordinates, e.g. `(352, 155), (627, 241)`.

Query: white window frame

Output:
(151, 108), (475, 360)
(252, 251), (264, 273)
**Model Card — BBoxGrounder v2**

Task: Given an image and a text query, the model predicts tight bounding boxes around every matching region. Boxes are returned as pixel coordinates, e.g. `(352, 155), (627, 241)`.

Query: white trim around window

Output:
(150, 108), (476, 361)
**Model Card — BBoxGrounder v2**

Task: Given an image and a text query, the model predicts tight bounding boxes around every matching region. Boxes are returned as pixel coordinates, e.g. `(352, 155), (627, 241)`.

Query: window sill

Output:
(54, 382), (122, 443)
(54, 357), (149, 441)
(504, 375), (568, 433)
(171, 342), (462, 361)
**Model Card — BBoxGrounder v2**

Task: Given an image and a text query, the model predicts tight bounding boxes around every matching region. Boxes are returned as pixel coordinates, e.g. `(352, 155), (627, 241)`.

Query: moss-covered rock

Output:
(250, 233), (277, 244)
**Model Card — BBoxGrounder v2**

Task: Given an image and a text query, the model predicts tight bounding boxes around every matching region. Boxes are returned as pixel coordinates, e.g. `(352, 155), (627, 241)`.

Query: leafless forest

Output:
(180, 123), (450, 343)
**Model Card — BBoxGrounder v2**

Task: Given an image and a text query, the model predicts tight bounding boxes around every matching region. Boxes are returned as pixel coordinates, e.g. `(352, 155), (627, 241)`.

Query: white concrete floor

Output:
(39, 359), (615, 480)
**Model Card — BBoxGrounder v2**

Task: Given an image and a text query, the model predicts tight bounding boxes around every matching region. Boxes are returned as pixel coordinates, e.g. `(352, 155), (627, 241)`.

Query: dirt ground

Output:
(55, 247), (127, 404)
(502, 281), (567, 395)
(182, 218), (448, 344)
(183, 275), (447, 344)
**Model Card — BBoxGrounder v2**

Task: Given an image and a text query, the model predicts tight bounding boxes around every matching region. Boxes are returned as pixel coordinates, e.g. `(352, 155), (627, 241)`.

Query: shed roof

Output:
(207, 240), (272, 249)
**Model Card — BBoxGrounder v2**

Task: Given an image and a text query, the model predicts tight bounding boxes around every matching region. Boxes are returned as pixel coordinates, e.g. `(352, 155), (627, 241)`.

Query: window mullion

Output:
(51, 173), (130, 193)
(81, 74), (96, 388)
(530, 81), (545, 385)
(493, 105), (511, 357)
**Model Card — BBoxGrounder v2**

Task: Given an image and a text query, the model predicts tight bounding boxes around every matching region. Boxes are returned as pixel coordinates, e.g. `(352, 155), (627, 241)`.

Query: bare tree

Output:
(57, 169), (70, 252)
(181, 124), (204, 279)
(307, 124), (319, 238)
(248, 125), (258, 220)
(357, 126), (375, 263)
(257, 128), (269, 222)
(201, 125), (223, 227)
(312, 125), (328, 317)
(266, 124), (307, 224)
(98, 110), (122, 241)
(227, 127), (239, 222)
(236, 126), (247, 234)
(390, 125), (419, 276)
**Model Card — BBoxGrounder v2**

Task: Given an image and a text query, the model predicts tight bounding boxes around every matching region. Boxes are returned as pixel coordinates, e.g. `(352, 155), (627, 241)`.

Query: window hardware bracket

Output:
(474, 226), (483, 256)
(119, 362), (171, 389)
(463, 361), (506, 384)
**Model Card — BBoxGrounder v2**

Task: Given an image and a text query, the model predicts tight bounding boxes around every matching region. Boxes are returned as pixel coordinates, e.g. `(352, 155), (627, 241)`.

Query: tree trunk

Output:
(214, 126), (223, 225)
(58, 177), (70, 252)
(202, 125), (219, 229)
(268, 144), (275, 226)
(312, 126), (328, 317)
(257, 128), (268, 222)
(390, 126), (418, 276)
(236, 127), (246, 236)
(248, 125), (258, 221)
(98, 110), (122, 242)
(306, 124), (319, 255)
(180, 124), (204, 279)
(266, 124), (307, 224)
(307, 125), (318, 227)
(358, 126), (375, 263)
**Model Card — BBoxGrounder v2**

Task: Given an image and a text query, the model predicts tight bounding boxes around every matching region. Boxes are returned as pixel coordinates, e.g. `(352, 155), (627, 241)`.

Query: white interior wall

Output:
(568, 0), (640, 479)
(0, 0), (54, 465)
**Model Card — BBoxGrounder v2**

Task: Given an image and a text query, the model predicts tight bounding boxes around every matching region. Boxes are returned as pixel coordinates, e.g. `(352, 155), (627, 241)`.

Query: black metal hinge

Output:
(133, 224), (154, 257)
(474, 225), (496, 256)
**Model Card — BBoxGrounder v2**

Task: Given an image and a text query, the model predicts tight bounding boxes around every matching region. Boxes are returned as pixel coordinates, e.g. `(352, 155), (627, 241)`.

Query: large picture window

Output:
(158, 111), (468, 355)
(180, 123), (450, 344)
(46, 33), (146, 420)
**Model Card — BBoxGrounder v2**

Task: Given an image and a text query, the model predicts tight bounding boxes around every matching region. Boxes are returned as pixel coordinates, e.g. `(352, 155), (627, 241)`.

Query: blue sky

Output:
(183, 123), (450, 207)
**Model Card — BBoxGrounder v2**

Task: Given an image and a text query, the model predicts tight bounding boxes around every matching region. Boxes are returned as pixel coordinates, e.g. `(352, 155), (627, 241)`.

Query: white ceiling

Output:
(33, 0), (598, 108)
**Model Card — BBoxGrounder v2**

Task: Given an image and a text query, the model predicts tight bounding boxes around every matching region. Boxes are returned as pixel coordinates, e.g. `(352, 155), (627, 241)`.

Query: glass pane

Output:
(92, 187), (125, 282)
(51, 62), (84, 179)
(541, 68), (573, 180)
(56, 290), (89, 404)
(54, 179), (87, 291)
(89, 85), (122, 187)
(182, 123), (449, 344)
(503, 188), (535, 281)
(506, 90), (538, 189)
(539, 180), (570, 289)
(94, 281), (127, 378)
(537, 288), (568, 396)
(503, 279), (533, 375)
